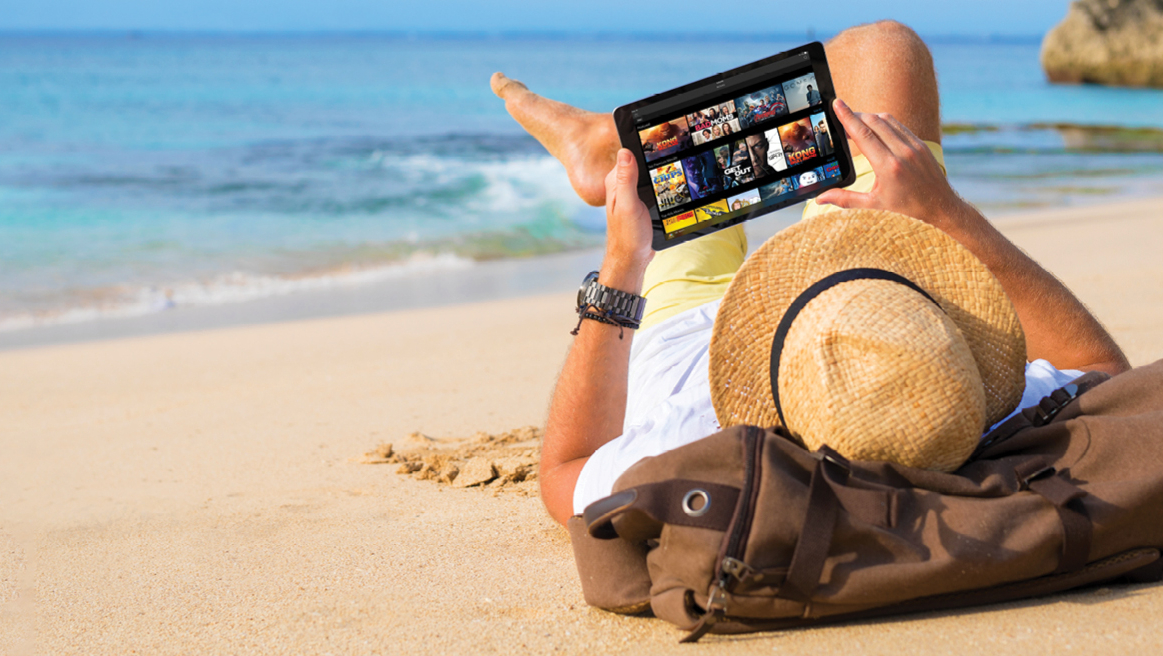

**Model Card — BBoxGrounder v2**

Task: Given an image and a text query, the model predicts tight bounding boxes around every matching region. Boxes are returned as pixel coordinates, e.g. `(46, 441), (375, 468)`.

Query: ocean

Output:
(3, 33), (1163, 333)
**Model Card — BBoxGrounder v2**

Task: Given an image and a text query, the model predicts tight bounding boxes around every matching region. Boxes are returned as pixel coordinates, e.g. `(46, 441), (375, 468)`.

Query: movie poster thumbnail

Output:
(798, 167), (826, 188)
(640, 116), (692, 162)
(694, 199), (731, 225)
(777, 118), (819, 167)
(761, 128), (789, 173)
(713, 139), (755, 188)
(823, 161), (841, 179)
(745, 132), (782, 181)
(784, 72), (823, 114)
(726, 189), (762, 211)
(734, 84), (788, 129)
(680, 150), (723, 200)
(810, 112), (834, 157)
(687, 101), (742, 145)
(650, 162), (691, 211)
(663, 210), (697, 235)
(759, 176), (799, 203)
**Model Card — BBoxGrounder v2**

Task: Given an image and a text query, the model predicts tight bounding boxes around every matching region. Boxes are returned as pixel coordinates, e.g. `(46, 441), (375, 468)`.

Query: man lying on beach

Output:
(490, 20), (1131, 525)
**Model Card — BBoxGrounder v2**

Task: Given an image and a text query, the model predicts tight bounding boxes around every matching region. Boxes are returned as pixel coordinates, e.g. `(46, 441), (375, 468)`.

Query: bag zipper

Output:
(719, 425), (765, 580)
(682, 425), (765, 643)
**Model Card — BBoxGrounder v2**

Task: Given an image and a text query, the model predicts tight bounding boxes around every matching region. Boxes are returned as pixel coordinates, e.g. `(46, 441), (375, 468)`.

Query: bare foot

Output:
(491, 72), (620, 207)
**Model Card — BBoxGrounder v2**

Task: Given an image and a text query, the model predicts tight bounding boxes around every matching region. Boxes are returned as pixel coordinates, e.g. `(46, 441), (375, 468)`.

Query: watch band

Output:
(572, 271), (646, 338)
(580, 280), (646, 325)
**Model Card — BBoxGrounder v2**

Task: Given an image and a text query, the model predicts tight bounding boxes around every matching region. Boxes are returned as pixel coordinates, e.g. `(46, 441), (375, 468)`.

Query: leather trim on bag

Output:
(585, 480), (741, 542)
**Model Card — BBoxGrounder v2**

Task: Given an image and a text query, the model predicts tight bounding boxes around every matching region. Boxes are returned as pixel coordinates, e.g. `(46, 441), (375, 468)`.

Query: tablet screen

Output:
(615, 43), (854, 250)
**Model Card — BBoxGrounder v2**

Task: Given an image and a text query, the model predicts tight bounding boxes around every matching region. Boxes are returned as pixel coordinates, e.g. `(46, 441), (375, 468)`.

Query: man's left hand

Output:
(602, 148), (654, 283)
(816, 99), (973, 236)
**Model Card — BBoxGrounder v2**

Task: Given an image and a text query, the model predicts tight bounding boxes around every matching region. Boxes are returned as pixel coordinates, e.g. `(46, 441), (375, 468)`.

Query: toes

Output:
(490, 72), (528, 99)
(489, 72), (507, 96)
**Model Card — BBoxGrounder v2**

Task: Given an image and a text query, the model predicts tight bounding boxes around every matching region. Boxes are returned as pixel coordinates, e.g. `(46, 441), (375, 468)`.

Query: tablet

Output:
(614, 42), (855, 250)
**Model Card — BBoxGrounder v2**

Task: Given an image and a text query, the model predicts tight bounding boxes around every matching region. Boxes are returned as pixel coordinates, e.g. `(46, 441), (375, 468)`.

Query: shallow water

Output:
(2, 33), (1162, 330)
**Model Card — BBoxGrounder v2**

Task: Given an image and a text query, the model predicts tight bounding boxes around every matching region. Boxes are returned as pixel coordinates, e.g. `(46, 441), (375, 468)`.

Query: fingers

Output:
(605, 149), (637, 212)
(835, 99), (930, 164)
(877, 113), (928, 151)
(603, 149), (655, 262)
(872, 113), (928, 160)
(856, 112), (919, 161)
(816, 188), (874, 210)
(615, 148), (638, 189)
(833, 98), (890, 166)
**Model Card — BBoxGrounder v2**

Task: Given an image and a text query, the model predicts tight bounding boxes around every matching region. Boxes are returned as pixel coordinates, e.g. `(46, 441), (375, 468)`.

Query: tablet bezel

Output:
(613, 41), (856, 251)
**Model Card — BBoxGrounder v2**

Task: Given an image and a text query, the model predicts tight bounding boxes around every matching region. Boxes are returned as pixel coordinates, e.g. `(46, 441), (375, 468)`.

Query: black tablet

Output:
(614, 42), (855, 250)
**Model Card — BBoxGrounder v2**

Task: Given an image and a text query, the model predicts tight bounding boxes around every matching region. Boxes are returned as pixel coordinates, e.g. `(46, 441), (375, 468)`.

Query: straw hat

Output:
(709, 209), (1026, 472)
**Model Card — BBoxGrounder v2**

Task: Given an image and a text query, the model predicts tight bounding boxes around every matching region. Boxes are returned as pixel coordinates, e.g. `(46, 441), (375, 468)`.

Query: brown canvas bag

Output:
(568, 360), (1163, 642)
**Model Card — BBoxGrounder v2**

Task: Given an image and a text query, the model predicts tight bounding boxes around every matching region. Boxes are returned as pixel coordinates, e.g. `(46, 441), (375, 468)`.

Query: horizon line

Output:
(0, 28), (1045, 44)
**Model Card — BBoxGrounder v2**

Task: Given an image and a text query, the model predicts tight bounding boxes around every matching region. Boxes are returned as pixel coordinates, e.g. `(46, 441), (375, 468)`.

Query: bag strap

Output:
(583, 479), (741, 542)
(974, 370), (1110, 458)
(773, 445), (1094, 605)
(776, 446), (851, 602)
(683, 445), (852, 643)
(1023, 468), (1093, 573)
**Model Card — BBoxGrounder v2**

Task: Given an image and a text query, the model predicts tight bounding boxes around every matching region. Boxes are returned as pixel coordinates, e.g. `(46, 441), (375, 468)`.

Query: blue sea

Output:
(3, 33), (1163, 331)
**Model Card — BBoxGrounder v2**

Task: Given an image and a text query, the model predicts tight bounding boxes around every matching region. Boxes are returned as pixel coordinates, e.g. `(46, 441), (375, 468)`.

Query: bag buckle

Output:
(1033, 383), (1079, 426)
(1020, 466), (1056, 489)
(812, 445), (850, 470)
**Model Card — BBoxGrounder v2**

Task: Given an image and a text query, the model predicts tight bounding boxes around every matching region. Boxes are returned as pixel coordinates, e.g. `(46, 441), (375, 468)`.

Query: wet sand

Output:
(2, 196), (1163, 654)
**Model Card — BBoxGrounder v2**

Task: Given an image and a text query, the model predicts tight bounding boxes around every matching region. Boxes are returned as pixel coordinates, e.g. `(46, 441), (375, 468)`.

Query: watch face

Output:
(578, 271), (600, 307)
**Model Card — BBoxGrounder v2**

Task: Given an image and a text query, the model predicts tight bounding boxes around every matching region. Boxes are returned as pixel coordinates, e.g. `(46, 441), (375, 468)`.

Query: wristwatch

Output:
(577, 270), (647, 327)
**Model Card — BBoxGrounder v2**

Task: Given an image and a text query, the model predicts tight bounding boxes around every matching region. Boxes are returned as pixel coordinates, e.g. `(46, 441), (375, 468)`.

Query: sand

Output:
(3, 196), (1163, 654)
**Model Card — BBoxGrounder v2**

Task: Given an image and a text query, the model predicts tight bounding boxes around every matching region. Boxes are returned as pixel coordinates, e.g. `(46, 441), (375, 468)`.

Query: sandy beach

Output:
(3, 196), (1163, 655)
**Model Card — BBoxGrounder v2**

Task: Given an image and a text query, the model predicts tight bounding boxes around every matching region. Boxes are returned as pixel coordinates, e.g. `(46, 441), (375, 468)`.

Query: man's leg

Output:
(825, 20), (941, 149)
(492, 20), (940, 207)
(492, 21), (944, 325)
(490, 73), (618, 207)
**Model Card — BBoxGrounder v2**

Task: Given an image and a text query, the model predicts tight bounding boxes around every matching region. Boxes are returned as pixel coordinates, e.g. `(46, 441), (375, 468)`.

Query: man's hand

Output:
(600, 148), (654, 290)
(816, 98), (970, 235)
(817, 98), (1129, 376)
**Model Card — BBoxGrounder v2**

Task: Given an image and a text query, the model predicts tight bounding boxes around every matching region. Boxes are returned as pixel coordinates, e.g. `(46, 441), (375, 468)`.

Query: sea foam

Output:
(0, 252), (474, 333)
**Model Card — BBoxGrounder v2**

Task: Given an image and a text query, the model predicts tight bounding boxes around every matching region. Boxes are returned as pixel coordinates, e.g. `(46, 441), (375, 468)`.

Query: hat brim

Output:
(709, 209), (1026, 431)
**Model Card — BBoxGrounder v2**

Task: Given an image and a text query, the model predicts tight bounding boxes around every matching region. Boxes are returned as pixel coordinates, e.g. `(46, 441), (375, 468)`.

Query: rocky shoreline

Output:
(1042, 0), (1163, 88)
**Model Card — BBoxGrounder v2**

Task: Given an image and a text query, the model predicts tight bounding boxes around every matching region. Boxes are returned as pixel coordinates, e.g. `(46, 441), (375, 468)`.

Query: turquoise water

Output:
(2, 34), (1163, 329)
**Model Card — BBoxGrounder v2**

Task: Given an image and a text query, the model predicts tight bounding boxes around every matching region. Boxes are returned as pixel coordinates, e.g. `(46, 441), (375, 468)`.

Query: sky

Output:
(2, 0), (1073, 37)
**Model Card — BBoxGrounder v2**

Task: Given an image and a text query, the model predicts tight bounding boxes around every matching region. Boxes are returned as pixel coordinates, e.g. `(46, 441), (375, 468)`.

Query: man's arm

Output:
(817, 99), (1130, 376)
(540, 149), (655, 526)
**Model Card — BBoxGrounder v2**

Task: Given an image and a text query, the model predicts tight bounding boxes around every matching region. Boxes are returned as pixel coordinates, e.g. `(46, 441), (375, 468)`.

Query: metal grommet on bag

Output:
(682, 489), (711, 517)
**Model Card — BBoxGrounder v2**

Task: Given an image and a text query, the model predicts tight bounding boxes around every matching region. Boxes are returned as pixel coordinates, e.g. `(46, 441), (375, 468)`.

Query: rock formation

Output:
(1041, 0), (1163, 88)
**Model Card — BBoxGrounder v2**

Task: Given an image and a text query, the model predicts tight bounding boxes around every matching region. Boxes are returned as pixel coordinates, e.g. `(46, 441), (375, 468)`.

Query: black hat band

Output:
(768, 268), (944, 428)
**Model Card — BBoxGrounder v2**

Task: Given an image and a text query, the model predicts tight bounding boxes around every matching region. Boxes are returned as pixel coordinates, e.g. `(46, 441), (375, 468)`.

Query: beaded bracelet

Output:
(570, 303), (641, 339)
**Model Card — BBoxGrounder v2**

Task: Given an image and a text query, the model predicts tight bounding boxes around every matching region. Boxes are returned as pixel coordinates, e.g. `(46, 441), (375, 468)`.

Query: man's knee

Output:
(830, 20), (929, 58)
(825, 20), (940, 143)
(862, 19), (923, 43)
